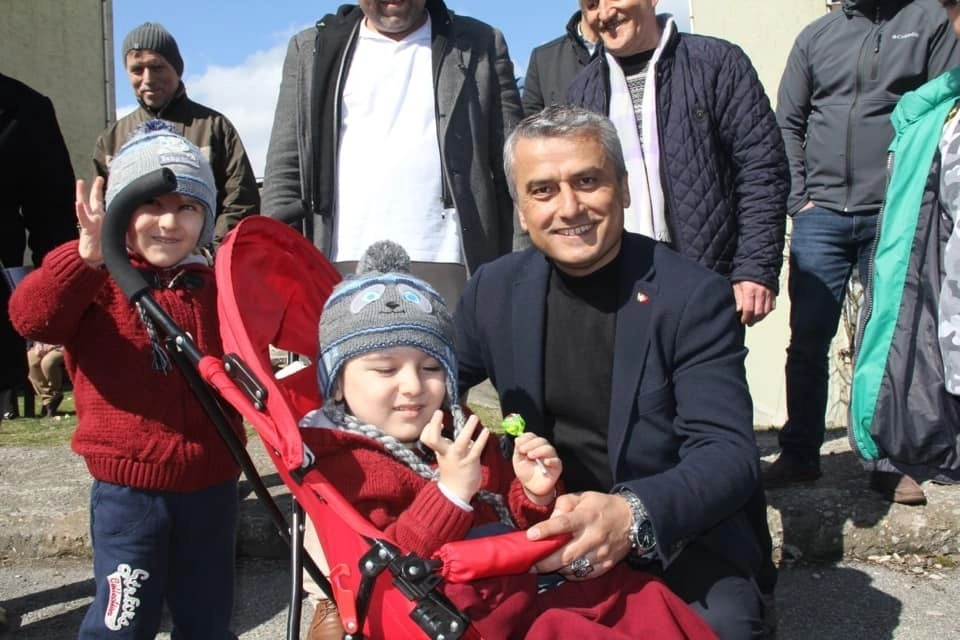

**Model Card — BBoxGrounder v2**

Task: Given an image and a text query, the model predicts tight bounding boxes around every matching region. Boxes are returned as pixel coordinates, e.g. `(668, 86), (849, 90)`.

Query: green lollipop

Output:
(501, 413), (526, 436)
(494, 413), (547, 475)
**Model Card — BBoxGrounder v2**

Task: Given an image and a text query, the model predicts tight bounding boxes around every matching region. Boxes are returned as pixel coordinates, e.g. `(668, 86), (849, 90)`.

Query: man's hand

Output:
(733, 281), (776, 326)
(525, 491), (633, 580)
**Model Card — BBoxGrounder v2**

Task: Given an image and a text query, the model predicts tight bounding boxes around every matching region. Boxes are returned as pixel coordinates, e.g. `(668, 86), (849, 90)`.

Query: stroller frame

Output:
(103, 169), (566, 639)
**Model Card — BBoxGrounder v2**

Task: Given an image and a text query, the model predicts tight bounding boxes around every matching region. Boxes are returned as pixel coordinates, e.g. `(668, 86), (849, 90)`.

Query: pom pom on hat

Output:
(356, 240), (411, 275)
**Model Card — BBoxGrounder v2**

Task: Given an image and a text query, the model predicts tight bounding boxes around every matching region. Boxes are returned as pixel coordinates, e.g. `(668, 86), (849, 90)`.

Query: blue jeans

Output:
(79, 479), (239, 639)
(781, 205), (879, 466)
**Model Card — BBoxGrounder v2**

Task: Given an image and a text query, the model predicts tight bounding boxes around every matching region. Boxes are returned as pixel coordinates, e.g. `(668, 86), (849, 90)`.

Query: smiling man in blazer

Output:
(455, 104), (774, 639)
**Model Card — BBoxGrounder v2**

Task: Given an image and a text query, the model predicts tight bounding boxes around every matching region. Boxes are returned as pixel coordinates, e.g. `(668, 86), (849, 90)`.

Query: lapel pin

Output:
(637, 292), (649, 304)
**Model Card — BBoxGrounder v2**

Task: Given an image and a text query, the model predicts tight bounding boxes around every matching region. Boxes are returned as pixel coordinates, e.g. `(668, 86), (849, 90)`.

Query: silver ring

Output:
(569, 556), (594, 578)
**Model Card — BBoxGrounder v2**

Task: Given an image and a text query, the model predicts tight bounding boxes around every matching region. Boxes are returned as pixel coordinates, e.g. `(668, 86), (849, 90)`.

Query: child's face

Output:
(338, 346), (447, 444)
(127, 193), (205, 268)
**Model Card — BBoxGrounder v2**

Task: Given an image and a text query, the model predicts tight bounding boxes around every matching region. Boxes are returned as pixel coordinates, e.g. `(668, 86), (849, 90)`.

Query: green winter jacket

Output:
(850, 66), (960, 474)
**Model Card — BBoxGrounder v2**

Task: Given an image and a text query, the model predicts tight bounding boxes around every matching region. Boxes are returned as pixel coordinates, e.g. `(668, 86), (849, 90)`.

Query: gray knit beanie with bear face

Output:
(105, 120), (217, 247)
(318, 241), (458, 411)
(122, 22), (184, 76)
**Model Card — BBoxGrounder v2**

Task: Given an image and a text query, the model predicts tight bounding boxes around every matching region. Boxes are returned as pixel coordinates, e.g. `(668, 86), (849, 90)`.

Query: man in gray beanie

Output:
(93, 21), (260, 248)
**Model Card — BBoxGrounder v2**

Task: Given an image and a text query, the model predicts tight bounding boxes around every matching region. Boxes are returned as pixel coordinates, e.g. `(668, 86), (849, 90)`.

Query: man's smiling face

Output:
(513, 132), (629, 277)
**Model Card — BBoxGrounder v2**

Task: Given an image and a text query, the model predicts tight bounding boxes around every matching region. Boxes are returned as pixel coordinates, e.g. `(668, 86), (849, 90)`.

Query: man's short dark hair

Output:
(504, 104), (627, 201)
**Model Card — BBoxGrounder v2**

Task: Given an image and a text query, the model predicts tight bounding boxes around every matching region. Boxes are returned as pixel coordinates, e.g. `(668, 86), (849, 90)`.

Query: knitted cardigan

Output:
(8, 241), (243, 491)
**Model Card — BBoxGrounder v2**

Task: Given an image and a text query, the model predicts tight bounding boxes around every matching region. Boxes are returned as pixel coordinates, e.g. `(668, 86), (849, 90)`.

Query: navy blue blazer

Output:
(455, 232), (765, 578)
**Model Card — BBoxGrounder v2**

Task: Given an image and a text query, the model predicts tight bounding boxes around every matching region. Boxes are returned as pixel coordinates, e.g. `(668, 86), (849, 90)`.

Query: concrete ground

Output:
(1, 556), (957, 639)
(1, 382), (958, 638)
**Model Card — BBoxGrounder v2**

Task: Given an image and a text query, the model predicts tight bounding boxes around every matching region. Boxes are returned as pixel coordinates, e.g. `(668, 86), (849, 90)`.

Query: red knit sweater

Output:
(9, 241), (243, 492)
(300, 423), (554, 559)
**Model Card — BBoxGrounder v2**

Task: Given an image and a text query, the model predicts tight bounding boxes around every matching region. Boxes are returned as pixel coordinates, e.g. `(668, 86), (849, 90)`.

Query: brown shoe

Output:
(869, 471), (927, 505)
(762, 455), (822, 488)
(307, 598), (343, 640)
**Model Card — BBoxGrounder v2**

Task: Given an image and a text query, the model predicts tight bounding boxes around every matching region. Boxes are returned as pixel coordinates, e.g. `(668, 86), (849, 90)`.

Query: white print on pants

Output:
(104, 563), (150, 631)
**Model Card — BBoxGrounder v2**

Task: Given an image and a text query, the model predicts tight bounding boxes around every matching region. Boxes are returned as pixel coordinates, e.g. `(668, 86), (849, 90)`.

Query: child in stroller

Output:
(298, 240), (717, 640)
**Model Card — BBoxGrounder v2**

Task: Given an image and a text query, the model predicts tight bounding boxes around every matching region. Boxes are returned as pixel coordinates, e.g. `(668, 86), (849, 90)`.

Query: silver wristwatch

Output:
(618, 488), (657, 557)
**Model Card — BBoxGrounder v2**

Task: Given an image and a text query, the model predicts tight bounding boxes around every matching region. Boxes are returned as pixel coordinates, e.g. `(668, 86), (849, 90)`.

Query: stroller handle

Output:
(102, 167), (178, 301)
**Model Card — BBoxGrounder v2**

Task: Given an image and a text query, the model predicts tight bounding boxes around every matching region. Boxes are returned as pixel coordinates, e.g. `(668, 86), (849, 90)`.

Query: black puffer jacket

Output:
(567, 23), (788, 291)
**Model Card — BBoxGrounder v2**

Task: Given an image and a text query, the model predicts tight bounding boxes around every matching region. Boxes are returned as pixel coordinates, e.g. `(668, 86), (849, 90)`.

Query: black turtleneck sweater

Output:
(543, 254), (620, 492)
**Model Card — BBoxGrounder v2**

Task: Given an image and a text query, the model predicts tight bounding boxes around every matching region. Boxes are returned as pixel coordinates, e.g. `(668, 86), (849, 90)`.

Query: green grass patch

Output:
(0, 393), (76, 446)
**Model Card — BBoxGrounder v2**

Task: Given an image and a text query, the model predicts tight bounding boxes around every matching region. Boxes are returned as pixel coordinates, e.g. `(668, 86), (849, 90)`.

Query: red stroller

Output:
(101, 169), (569, 639)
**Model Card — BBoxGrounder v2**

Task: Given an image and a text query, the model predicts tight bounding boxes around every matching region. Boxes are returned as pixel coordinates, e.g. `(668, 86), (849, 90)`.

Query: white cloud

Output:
(183, 44), (288, 178)
(115, 20), (535, 179)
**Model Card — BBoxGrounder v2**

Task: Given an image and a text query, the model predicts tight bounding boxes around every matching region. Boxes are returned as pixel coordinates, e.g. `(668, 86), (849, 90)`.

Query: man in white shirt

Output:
(262, 0), (522, 307)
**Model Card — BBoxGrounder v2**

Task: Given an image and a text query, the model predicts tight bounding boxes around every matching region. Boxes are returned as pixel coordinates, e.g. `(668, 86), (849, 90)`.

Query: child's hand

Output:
(420, 410), (490, 504)
(513, 432), (561, 504)
(76, 178), (106, 267)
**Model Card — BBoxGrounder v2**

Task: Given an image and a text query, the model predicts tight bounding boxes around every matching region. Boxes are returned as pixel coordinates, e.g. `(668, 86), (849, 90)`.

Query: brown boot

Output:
(307, 598), (343, 640)
(870, 471), (926, 505)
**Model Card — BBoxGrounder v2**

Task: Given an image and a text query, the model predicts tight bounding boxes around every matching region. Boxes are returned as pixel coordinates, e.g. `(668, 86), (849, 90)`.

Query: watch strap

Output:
(617, 488), (657, 556)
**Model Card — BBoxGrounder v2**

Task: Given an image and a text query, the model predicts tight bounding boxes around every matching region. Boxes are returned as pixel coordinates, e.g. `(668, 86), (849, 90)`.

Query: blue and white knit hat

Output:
(105, 120), (216, 247)
(318, 241), (458, 408)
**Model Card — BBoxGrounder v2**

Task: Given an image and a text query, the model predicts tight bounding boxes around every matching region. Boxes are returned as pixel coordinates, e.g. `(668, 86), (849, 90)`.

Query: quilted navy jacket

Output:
(567, 26), (788, 291)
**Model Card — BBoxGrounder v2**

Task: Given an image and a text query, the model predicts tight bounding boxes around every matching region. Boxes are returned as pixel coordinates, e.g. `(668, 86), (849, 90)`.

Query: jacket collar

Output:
(426, 0), (452, 38)
(842, 0), (910, 19)
(566, 10), (599, 62)
(328, 0), (450, 34)
(566, 10), (583, 40)
(653, 14), (680, 61)
(892, 67), (960, 134)
(510, 251), (550, 425)
(608, 234), (656, 460)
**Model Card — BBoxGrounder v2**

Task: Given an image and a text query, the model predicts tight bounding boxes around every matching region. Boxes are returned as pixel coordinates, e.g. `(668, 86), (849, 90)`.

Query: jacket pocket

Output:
(91, 480), (158, 538)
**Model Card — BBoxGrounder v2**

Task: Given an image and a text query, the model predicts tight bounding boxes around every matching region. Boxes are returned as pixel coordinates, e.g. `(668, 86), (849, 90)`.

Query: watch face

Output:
(634, 520), (656, 552)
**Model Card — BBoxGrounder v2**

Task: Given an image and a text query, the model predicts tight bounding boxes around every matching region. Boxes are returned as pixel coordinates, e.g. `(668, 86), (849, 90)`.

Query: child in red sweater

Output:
(298, 241), (717, 640)
(9, 123), (243, 639)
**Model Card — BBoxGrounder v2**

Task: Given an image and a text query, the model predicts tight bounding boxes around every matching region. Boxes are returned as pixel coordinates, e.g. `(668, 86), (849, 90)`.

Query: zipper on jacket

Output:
(871, 19), (882, 81)
(844, 17), (880, 211)
(654, 66), (681, 250)
(847, 149), (891, 457)
(853, 149), (893, 360)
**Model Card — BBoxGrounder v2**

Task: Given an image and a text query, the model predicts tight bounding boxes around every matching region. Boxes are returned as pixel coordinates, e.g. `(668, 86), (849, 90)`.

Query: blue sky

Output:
(112, 1), (691, 175)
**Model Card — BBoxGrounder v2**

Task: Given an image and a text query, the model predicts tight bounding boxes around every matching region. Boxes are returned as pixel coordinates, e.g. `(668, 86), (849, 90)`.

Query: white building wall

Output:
(688, 0), (852, 427)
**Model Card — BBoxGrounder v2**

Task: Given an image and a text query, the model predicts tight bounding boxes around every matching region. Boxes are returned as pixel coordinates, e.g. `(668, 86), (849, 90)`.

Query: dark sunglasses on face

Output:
(942, 0), (960, 8)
